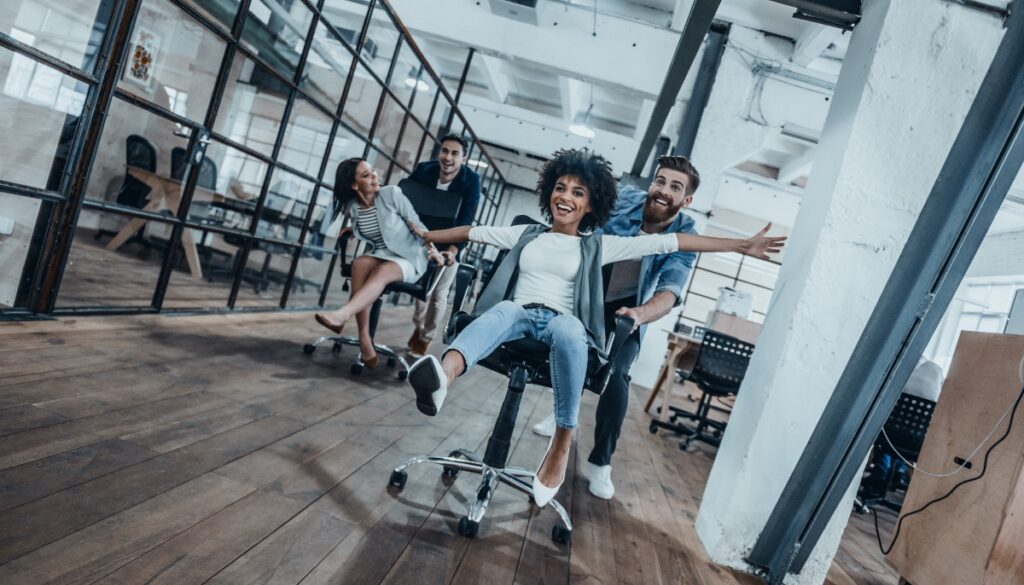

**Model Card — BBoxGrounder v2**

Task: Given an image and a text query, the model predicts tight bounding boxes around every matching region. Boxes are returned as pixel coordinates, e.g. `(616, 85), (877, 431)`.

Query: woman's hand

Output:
(427, 246), (445, 265)
(406, 219), (428, 241)
(739, 223), (787, 260)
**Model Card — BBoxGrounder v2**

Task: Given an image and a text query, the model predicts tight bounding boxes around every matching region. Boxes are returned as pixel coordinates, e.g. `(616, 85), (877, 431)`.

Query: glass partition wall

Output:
(0, 0), (506, 317)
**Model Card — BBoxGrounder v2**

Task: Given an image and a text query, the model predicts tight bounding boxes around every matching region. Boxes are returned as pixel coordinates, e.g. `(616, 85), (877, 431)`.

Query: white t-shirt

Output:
(469, 225), (677, 315)
(436, 179), (452, 191)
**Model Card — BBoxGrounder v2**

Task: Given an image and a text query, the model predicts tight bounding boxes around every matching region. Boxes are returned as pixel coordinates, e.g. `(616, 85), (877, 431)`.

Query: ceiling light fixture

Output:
(569, 103), (595, 139)
(404, 77), (429, 92)
(468, 159), (489, 169)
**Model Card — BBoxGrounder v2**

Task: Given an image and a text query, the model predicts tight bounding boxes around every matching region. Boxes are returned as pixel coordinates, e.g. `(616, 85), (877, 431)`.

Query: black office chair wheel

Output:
(551, 524), (572, 545)
(649, 420), (659, 434)
(303, 344), (316, 354)
(387, 356), (397, 368)
(397, 370), (408, 381)
(388, 470), (407, 490)
(442, 465), (459, 480)
(332, 342), (342, 353)
(350, 363), (364, 375)
(458, 516), (479, 538)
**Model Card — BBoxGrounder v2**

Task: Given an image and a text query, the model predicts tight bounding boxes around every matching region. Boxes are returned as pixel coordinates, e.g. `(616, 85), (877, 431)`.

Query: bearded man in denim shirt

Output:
(533, 155), (700, 500)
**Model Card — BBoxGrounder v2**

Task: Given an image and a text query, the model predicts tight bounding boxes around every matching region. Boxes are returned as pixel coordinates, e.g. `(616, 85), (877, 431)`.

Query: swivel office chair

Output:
(650, 330), (754, 450)
(302, 179), (462, 378)
(386, 226), (634, 544)
(857, 393), (936, 513)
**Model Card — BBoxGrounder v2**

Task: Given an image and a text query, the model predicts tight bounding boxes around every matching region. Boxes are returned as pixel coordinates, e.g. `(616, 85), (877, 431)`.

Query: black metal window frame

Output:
(0, 0), (507, 318)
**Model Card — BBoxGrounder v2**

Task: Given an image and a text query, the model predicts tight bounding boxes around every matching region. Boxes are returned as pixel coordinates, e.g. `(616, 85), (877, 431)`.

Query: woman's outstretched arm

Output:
(406, 221), (472, 245)
(676, 223), (786, 260)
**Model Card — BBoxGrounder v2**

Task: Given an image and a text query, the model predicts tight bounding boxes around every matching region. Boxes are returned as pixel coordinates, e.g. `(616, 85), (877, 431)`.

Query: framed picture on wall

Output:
(123, 27), (160, 92)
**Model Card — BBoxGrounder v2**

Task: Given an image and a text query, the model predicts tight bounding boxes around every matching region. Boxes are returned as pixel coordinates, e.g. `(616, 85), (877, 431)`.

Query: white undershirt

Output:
(469, 225), (677, 315)
(436, 179), (453, 191)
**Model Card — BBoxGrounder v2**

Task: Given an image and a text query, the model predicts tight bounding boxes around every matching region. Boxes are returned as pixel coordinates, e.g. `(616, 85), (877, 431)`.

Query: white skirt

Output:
(367, 250), (421, 283)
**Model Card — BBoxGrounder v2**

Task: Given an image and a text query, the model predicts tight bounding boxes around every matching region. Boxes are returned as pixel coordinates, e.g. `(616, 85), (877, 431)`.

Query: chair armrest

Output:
(338, 228), (355, 277)
(590, 315), (636, 395)
(451, 263), (477, 315)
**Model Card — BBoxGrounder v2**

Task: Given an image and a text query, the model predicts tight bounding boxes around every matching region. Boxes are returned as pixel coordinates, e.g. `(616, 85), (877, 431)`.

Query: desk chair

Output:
(302, 178), (463, 377)
(649, 331), (753, 450)
(94, 134), (156, 243)
(857, 393), (936, 513)
(386, 217), (635, 544)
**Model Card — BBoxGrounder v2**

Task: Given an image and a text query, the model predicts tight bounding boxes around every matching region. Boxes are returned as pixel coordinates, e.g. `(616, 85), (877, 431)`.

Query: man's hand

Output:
(615, 306), (643, 332)
(740, 223), (787, 260)
(439, 251), (456, 266)
(427, 247), (444, 265)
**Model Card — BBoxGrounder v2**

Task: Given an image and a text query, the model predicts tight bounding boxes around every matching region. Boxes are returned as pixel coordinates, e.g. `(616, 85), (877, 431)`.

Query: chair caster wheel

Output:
(442, 466), (459, 480)
(350, 363), (364, 375)
(303, 344), (316, 354)
(458, 516), (479, 538)
(551, 524), (571, 545)
(332, 342), (342, 353)
(388, 470), (407, 490)
(397, 370), (408, 381)
(387, 356), (397, 368)
(649, 421), (659, 434)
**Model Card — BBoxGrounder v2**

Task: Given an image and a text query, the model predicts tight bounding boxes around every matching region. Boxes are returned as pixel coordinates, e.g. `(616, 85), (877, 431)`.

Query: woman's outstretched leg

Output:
(534, 314), (588, 502)
(408, 300), (532, 416)
(314, 256), (402, 336)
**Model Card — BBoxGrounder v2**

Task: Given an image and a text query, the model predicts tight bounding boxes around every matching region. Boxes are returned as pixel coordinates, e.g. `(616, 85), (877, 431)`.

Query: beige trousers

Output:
(411, 261), (459, 343)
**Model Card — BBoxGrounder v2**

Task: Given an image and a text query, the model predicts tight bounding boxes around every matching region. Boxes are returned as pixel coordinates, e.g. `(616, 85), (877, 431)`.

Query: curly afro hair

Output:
(536, 148), (618, 233)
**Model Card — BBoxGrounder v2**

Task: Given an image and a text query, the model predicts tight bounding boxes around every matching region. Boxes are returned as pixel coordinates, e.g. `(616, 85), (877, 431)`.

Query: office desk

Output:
(105, 167), (224, 280)
(643, 331), (703, 417)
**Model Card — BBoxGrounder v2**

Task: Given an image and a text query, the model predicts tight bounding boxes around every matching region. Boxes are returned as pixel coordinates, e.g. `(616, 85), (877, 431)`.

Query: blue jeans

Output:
(446, 300), (589, 429)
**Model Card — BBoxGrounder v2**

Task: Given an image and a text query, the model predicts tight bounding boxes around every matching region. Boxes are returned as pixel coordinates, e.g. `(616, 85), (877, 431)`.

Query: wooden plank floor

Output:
(0, 309), (901, 585)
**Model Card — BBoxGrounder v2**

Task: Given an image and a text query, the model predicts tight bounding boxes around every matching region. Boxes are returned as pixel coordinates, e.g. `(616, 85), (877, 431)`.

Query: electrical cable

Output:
(872, 354), (1024, 556)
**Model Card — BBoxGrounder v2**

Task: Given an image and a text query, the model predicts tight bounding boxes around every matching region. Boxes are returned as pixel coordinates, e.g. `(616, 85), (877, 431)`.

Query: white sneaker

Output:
(532, 413), (556, 437)
(588, 463), (615, 500)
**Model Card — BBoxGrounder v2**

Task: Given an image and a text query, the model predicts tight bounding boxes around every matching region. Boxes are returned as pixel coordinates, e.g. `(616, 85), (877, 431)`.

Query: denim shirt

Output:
(596, 184), (698, 340)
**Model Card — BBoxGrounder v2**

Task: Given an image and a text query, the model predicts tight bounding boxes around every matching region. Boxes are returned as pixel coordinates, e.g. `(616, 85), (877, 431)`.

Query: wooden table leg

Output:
(179, 226), (203, 281)
(643, 345), (682, 414)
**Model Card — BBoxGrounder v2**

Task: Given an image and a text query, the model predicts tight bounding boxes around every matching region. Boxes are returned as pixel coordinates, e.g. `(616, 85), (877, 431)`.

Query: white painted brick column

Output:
(694, 1), (1004, 583)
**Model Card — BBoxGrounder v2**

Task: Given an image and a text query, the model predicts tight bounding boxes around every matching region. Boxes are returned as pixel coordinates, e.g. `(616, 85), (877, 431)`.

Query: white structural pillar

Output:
(695, 1), (1003, 583)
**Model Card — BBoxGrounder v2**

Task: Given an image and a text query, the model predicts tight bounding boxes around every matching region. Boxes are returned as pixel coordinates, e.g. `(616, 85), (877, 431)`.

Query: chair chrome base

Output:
(302, 334), (411, 379)
(388, 448), (573, 543)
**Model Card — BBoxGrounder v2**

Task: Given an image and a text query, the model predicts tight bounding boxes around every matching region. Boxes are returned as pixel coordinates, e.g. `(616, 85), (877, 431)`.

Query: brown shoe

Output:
(360, 351), (379, 369)
(408, 337), (430, 358)
(315, 313), (344, 334)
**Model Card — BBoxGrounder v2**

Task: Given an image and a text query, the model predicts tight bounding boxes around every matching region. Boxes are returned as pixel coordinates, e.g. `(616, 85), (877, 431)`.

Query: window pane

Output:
(0, 46), (86, 190)
(738, 257), (779, 288)
(411, 84), (437, 124)
(187, 138), (268, 231)
(363, 8), (399, 81)
(233, 241), (297, 308)
(324, 124), (366, 187)
(59, 209), (175, 308)
(287, 246), (334, 308)
(395, 119), (425, 170)
(388, 41), (420, 107)
(241, 0), (313, 82)
(734, 281), (773, 314)
(301, 20), (353, 112)
(0, 0), (114, 73)
(279, 97), (332, 179)
(320, 0), (369, 48)
(215, 55), (287, 157)
(342, 62), (383, 138)
(0, 194), (45, 309)
(83, 96), (188, 208)
(682, 294), (715, 325)
(697, 251), (742, 277)
(183, 0), (240, 32)
(118, 0), (225, 123)
(372, 93), (405, 155)
(689, 268), (734, 301)
(256, 167), (315, 244)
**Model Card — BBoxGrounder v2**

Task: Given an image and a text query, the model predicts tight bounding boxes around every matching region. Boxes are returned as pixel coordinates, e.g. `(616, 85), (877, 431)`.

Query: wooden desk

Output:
(106, 167), (224, 280)
(643, 331), (702, 418)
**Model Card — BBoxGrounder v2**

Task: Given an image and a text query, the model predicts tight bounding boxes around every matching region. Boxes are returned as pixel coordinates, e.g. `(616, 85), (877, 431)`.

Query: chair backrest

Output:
(688, 330), (754, 396)
(397, 178), (463, 231)
(882, 393), (936, 458)
(126, 134), (156, 171)
(171, 147), (218, 190)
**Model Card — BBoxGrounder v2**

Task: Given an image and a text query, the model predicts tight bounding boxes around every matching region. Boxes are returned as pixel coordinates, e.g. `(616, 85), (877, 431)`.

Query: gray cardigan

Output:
(473, 224), (608, 356)
(351, 185), (428, 276)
